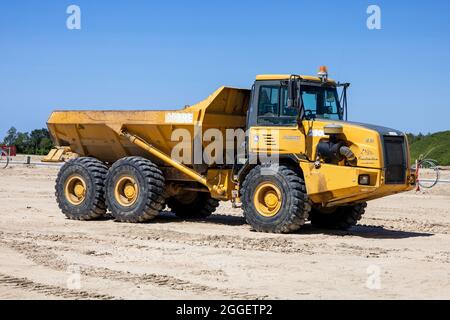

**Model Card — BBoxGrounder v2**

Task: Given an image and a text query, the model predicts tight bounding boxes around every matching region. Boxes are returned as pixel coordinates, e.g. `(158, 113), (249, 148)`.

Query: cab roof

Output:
(256, 74), (336, 84)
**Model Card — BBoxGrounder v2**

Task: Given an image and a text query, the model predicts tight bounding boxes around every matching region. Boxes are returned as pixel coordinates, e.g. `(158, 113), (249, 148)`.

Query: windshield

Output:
(301, 85), (342, 120)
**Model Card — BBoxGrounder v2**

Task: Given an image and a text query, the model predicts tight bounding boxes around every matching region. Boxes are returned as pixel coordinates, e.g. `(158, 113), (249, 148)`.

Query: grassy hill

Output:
(407, 131), (450, 166)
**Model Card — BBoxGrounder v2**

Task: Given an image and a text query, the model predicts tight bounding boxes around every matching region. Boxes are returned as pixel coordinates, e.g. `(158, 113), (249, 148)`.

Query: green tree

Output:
(1, 127), (53, 155)
(14, 132), (31, 154)
(39, 137), (53, 155)
(406, 133), (416, 144)
(29, 129), (52, 154)
(2, 126), (18, 145)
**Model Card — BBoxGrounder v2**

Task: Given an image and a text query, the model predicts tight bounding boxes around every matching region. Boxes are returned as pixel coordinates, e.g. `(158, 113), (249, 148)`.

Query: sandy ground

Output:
(0, 163), (449, 300)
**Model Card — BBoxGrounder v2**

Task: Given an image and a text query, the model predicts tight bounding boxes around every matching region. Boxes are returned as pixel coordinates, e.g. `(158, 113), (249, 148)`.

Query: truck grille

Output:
(383, 136), (406, 184)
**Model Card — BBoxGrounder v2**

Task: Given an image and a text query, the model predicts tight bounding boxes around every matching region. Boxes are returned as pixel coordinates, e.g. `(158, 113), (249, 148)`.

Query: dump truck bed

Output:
(46, 87), (250, 164)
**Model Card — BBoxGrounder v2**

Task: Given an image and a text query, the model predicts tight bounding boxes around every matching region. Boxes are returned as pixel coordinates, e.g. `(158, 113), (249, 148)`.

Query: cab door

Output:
(247, 81), (306, 158)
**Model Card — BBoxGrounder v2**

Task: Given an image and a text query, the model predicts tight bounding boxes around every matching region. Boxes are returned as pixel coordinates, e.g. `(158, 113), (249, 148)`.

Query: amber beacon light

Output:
(318, 66), (328, 81)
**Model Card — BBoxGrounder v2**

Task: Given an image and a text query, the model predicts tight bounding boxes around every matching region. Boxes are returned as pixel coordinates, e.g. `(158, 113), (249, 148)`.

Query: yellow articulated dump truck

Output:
(44, 67), (416, 233)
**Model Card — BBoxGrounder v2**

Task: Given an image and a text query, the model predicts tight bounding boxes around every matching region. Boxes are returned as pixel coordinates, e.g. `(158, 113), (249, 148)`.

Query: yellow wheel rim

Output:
(114, 175), (139, 207)
(253, 182), (282, 217)
(64, 175), (87, 206)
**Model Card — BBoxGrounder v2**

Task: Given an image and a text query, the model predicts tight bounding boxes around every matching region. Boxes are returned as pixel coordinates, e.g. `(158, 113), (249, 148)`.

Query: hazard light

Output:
(318, 66), (328, 81)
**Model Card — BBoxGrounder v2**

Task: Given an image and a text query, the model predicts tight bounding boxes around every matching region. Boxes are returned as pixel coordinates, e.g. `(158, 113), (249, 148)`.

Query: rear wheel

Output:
(55, 157), (108, 220)
(241, 165), (310, 233)
(105, 157), (165, 222)
(166, 192), (219, 219)
(309, 203), (367, 230)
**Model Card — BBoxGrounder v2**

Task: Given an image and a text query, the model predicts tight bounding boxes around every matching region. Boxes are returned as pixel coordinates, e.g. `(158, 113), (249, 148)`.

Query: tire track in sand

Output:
(0, 273), (117, 300)
(0, 237), (267, 299)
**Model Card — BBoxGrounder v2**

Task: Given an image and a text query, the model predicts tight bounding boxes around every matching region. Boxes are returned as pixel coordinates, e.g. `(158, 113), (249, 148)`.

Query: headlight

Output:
(359, 174), (370, 186)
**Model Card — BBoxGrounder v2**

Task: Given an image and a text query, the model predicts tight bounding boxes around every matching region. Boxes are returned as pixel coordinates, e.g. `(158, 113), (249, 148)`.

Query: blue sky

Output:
(1, 0), (449, 137)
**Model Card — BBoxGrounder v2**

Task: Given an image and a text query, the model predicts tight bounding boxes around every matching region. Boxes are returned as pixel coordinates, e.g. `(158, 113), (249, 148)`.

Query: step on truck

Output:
(44, 67), (416, 233)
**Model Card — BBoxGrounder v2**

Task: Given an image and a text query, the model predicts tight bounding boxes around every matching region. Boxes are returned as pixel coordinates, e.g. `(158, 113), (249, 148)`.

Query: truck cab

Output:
(244, 69), (416, 209)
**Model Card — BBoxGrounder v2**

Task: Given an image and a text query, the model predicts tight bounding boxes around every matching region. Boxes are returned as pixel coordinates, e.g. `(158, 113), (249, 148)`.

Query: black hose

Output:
(340, 146), (356, 165)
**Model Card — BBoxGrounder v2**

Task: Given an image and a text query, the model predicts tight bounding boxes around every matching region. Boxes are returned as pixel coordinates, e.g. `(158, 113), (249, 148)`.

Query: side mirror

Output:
(287, 78), (298, 108)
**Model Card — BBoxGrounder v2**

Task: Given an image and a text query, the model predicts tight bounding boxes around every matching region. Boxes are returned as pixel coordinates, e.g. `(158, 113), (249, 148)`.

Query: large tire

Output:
(166, 192), (219, 219)
(105, 157), (165, 222)
(241, 165), (311, 233)
(309, 203), (367, 230)
(55, 157), (108, 220)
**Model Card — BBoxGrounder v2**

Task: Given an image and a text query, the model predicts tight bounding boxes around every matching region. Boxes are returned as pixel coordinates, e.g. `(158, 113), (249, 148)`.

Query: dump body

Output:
(47, 86), (250, 165)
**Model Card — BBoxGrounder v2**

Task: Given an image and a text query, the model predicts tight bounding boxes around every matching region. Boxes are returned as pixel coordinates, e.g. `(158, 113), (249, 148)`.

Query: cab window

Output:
(257, 86), (298, 126)
(301, 86), (341, 120)
(258, 86), (279, 118)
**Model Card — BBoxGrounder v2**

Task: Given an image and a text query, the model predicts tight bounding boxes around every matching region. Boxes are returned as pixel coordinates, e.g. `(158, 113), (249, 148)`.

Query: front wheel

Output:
(241, 165), (311, 233)
(309, 203), (367, 230)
